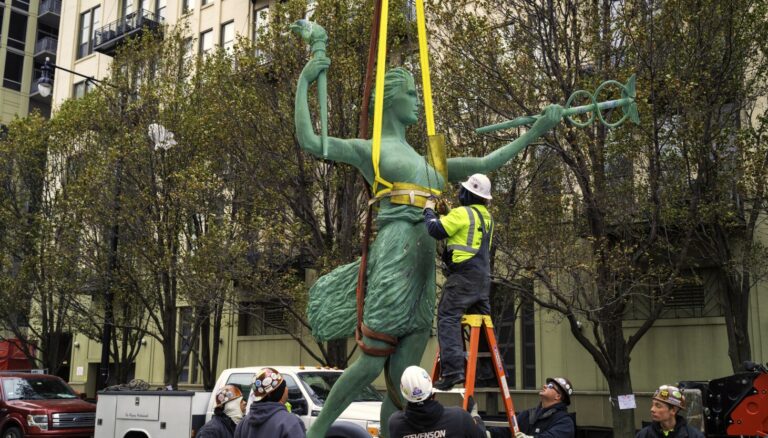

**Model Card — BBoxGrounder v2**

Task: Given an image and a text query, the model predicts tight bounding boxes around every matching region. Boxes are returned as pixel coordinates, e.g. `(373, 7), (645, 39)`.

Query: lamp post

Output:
(37, 56), (114, 98)
(37, 56), (118, 392)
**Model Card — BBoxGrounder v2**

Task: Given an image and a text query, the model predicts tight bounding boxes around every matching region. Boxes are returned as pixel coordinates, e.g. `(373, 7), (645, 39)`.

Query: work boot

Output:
(434, 374), (464, 391)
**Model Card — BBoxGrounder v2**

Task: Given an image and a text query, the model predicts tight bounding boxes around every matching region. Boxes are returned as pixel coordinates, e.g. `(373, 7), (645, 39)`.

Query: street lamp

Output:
(37, 56), (120, 392)
(37, 57), (111, 98)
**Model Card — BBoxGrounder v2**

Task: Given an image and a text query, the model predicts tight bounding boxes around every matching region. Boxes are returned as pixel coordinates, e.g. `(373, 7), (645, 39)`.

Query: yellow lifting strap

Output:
(371, 0), (443, 199)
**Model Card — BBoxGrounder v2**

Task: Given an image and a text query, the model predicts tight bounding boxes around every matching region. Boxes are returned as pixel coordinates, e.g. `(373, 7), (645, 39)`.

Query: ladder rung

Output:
(476, 352), (492, 358)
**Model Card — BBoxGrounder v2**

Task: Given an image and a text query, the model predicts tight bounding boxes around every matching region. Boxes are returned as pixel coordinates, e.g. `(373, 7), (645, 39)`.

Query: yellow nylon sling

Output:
(370, 0), (443, 200)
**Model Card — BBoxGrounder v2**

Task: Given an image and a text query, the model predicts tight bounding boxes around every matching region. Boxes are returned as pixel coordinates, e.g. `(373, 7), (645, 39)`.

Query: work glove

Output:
(424, 196), (437, 211)
(515, 431), (534, 438)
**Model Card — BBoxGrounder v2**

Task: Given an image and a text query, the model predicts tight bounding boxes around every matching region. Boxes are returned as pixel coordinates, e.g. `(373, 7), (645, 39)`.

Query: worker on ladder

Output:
(424, 173), (495, 390)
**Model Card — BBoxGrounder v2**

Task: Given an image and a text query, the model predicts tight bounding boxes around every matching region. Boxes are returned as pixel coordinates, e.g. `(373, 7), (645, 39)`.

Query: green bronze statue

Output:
(295, 54), (562, 437)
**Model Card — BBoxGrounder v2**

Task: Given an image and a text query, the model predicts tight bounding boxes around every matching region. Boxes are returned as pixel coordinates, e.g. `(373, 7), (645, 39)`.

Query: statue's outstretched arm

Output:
(295, 57), (368, 168)
(446, 104), (563, 182)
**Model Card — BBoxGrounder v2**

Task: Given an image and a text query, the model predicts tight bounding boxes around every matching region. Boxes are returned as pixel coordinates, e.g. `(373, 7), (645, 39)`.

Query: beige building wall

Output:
(1, 0), (53, 124)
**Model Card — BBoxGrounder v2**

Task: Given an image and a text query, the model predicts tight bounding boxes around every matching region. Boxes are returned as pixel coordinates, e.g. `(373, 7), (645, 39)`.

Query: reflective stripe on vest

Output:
(447, 206), (484, 254)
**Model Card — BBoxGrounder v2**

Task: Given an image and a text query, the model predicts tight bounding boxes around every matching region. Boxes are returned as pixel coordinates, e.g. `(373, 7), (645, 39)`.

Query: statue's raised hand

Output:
(301, 57), (331, 84)
(531, 104), (564, 135)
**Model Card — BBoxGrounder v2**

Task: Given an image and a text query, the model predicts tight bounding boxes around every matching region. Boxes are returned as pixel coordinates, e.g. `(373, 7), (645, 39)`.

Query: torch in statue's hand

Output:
(291, 19), (329, 159)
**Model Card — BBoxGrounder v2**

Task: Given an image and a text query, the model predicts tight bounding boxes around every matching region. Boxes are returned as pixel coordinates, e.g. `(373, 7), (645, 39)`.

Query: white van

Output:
(209, 366), (383, 436)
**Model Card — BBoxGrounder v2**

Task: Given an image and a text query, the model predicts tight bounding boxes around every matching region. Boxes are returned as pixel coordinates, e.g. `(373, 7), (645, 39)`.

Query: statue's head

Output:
(370, 68), (420, 126)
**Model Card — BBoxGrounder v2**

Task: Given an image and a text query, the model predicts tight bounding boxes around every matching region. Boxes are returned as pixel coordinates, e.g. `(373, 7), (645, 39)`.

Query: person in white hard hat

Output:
(424, 173), (495, 390)
(489, 376), (575, 438)
(389, 366), (487, 438)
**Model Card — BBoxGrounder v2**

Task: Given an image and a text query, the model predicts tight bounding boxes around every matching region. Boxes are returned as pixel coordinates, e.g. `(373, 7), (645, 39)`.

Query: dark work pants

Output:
(437, 269), (493, 379)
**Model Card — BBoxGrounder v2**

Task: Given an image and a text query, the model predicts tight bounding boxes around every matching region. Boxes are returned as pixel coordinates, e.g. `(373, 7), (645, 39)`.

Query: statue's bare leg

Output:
(306, 329), (431, 438)
(306, 337), (388, 438)
(379, 328), (431, 438)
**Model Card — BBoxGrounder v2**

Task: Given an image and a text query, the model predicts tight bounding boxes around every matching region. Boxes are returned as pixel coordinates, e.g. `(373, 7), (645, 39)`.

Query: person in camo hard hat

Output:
(234, 367), (306, 438)
(198, 385), (246, 438)
(635, 385), (704, 438)
(489, 377), (575, 438)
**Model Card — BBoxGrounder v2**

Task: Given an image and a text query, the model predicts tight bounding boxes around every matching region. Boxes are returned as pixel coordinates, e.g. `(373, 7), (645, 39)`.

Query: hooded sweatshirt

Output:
(233, 401), (306, 438)
(197, 410), (237, 438)
(389, 399), (486, 438)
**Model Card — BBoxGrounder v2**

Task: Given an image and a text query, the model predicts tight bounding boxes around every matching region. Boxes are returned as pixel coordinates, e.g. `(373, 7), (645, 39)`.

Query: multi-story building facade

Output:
(0, 0), (60, 126)
(47, 0), (768, 430)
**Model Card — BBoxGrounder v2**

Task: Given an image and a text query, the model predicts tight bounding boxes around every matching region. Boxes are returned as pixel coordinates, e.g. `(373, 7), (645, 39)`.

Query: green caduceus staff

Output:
(291, 19), (329, 158)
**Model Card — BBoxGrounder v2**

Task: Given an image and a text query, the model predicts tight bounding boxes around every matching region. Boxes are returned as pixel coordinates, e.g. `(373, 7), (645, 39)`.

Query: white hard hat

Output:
(461, 174), (492, 200)
(400, 366), (433, 403)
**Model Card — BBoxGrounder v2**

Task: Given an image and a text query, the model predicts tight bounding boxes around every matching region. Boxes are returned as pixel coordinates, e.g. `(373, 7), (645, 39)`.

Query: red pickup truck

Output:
(0, 372), (95, 438)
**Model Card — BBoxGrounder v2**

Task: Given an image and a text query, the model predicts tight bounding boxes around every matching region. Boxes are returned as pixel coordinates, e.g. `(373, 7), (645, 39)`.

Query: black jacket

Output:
(234, 401), (306, 438)
(197, 411), (237, 438)
(489, 403), (574, 438)
(389, 399), (486, 438)
(517, 403), (574, 438)
(635, 415), (705, 438)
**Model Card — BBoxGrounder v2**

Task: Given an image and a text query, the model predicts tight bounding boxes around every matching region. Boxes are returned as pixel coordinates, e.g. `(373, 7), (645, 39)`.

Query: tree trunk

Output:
(723, 272), (752, 372)
(326, 339), (348, 368)
(607, 370), (636, 438)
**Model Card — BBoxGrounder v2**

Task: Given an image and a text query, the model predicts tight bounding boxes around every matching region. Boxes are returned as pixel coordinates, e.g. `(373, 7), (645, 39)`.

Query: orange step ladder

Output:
(431, 314), (519, 435)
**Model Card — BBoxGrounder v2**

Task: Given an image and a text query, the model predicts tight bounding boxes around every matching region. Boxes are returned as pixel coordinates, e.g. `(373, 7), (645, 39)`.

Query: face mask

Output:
(224, 397), (244, 424)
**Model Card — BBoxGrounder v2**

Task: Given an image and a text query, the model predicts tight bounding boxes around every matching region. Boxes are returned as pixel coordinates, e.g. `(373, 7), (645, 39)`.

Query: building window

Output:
(182, 37), (194, 62)
(491, 282), (520, 388)
(8, 11), (27, 51)
(623, 268), (725, 320)
(202, 0), (212, 6)
(252, 6), (269, 40)
(178, 307), (198, 384)
(520, 297), (536, 389)
(122, 0), (135, 18)
(238, 302), (295, 336)
(77, 6), (100, 59)
(199, 29), (213, 55)
(221, 21), (234, 53)
(182, 0), (194, 13)
(73, 80), (96, 99)
(3, 51), (24, 91)
(11, 0), (28, 11)
(156, 0), (166, 20)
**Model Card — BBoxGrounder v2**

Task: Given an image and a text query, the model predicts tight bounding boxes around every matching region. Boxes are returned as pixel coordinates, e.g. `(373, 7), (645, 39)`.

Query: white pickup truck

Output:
(210, 366), (383, 437)
(93, 365), (382, 438)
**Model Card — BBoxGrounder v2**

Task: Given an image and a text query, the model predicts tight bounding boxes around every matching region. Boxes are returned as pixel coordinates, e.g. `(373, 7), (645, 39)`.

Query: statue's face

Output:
(389, 76), (420, 126)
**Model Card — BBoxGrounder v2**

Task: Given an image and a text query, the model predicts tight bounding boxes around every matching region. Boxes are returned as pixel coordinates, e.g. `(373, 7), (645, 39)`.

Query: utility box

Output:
(95, 390), (210, 438)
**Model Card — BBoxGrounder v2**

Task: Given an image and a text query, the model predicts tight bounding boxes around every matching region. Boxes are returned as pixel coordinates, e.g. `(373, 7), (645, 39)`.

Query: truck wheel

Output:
(3, 427), (22, 438)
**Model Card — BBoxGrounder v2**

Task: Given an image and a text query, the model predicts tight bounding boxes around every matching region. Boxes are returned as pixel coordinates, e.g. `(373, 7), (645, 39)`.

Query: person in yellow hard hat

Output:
(424, 173), (494, 390)
(635, 384), (704, 438)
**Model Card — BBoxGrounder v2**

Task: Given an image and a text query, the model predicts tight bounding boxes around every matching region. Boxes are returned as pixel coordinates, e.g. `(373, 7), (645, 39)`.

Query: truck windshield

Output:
(298, 372), (383, 406)
(2, 377), (77, 400)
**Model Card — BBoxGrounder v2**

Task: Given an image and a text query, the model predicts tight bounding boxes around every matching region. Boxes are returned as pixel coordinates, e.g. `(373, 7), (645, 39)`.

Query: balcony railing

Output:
(94, 9), (163, 56)
(34, 37), (58, 58)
